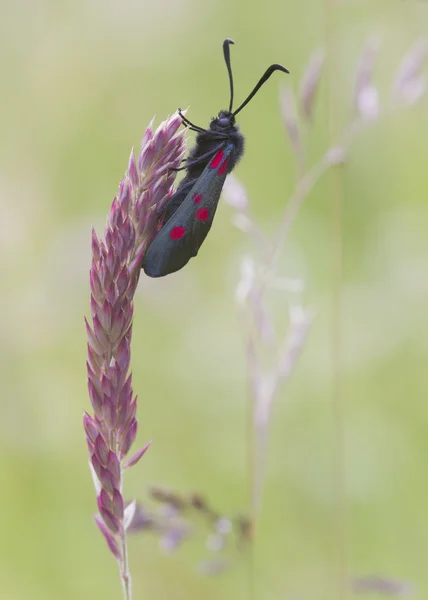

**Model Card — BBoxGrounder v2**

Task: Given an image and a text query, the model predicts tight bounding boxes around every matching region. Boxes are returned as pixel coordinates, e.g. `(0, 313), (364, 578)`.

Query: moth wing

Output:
(143, 144), (233, 277)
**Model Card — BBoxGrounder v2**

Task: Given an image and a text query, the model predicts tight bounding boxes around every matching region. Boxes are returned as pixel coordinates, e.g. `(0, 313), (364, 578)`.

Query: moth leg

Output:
(177, 109), (206, 133)
(171, 142), (226, 172)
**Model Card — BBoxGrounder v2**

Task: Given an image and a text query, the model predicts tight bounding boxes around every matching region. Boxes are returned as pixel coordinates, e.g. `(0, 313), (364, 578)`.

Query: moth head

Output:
(210, 110), (236, 131)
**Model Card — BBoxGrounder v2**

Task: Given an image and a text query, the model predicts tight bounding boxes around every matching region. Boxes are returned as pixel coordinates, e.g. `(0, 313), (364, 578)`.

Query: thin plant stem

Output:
(324, 0), (348, 598)
(330, 159), (347, 600)
(120, 527), (132, 600)
(273, 155), (332, 262)
(225, 32), (426, 600)
(255, 148), (344, 303)
(243, 325), (257, 600)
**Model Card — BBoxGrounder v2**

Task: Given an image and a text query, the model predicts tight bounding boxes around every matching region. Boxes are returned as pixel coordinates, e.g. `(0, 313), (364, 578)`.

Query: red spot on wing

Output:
(195, 207), (209, 221)
(218, 157), (229, 176)
(193, 193), (202, 204)
(210, 150), (224, 169)
(169, 226), (186, 240)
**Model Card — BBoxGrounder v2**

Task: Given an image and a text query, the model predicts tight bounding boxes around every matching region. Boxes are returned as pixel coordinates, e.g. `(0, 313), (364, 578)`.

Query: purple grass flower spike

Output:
(84, 114), (186, 600)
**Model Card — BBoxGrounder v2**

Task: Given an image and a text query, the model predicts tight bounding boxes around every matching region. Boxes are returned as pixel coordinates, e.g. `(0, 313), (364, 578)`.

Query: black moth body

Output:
(161, 110), (245, 225)
(142, 39), (289, 278)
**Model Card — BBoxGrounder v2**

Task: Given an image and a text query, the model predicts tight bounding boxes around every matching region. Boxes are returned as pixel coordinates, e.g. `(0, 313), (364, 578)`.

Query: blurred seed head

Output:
(235, 256), (256, 304)
(150, 485), (186, 511)
(354, 37), (381, 120)
(223, 174), (249, 211)
(231, 213), (253, 232)
(352, 574), (415, 597)
(277, 305), (313, 380)
(159, 523), (191, 553)
(215, 517), (232, 535)
(126, 502), (156, 533)
(280, 84), (303, 167)
(298, 48), (325, 122)
(393, 39), (428, 105)
(326, 146), (347, 166)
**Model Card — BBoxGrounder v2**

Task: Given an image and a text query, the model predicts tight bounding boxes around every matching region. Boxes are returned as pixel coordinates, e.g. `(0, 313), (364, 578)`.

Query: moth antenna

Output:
(223, 38), (235, 113)
(232, 63), (290, 117)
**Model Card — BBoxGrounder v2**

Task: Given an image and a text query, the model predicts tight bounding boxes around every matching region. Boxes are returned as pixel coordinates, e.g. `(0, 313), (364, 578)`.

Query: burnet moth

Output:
(143, 39), (289, 278)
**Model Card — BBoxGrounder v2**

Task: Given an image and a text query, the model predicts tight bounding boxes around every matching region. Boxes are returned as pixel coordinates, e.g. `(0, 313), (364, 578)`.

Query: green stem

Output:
(324, 0), (348, 597)
(120, 525), (132, 600)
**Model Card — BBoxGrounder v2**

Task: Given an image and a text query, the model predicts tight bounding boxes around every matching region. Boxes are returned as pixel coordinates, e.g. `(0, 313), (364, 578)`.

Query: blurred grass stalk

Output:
(225, 34), (427, 596)
(83, 114), (186, 599)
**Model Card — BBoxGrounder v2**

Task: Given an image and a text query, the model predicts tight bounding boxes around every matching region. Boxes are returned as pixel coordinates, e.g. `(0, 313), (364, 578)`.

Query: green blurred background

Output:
(2, 0), (428, 598)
